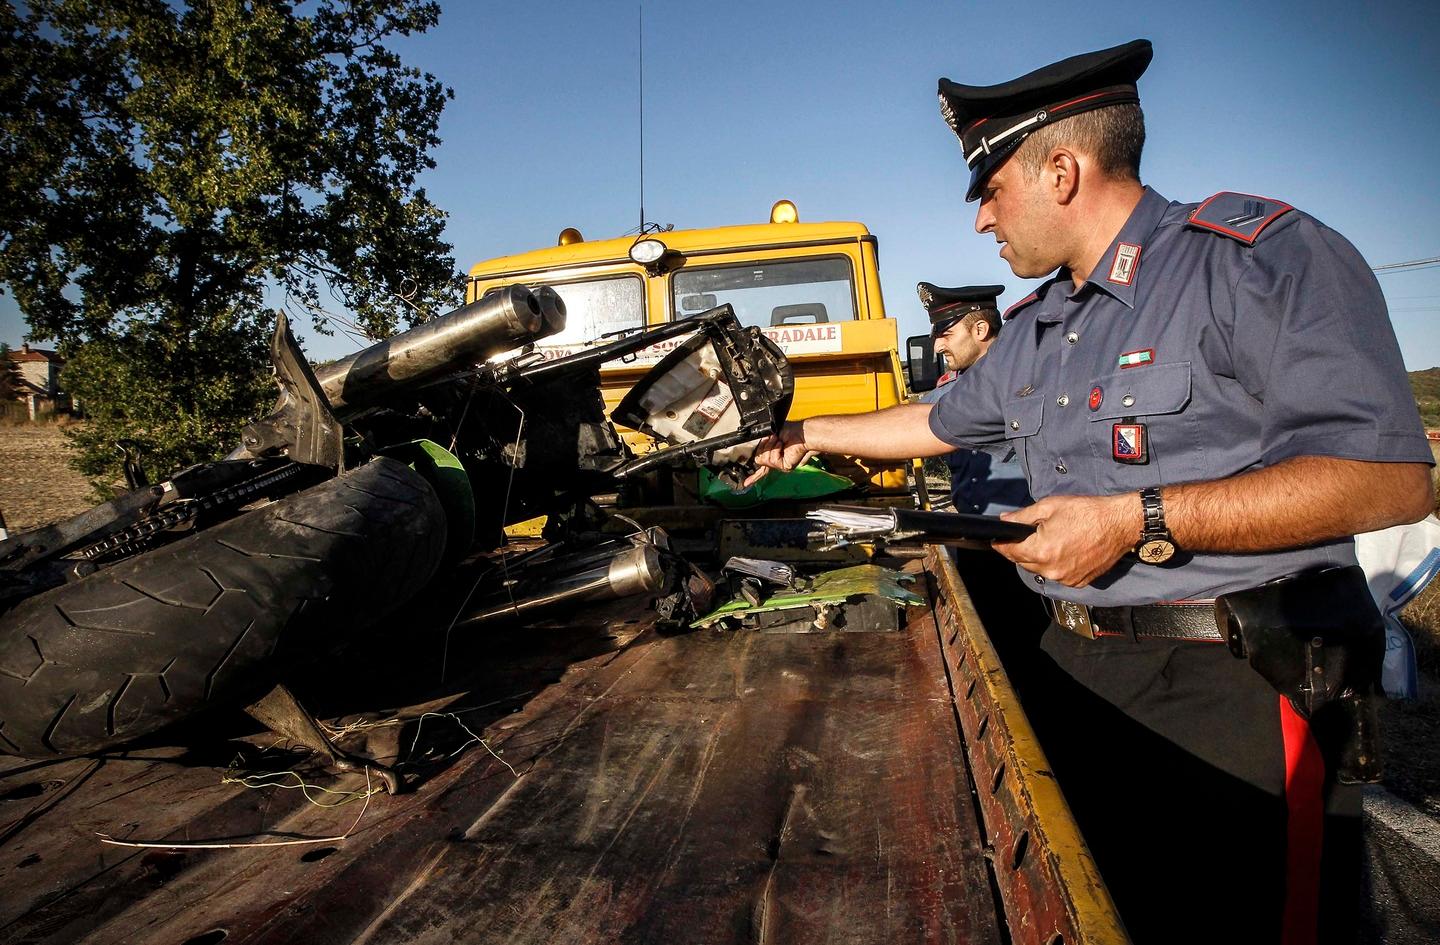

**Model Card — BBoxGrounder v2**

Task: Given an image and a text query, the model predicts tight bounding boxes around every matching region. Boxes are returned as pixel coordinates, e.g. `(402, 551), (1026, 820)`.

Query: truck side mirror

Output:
(905, 334), (941, 393)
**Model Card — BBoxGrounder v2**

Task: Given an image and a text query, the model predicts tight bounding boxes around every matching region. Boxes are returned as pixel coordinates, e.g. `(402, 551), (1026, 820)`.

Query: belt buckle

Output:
(1054, 599), (1097, 640)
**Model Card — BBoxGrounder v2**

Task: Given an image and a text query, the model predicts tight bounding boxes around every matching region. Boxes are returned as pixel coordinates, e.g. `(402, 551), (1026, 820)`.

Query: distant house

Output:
(3, 343), (71, 419)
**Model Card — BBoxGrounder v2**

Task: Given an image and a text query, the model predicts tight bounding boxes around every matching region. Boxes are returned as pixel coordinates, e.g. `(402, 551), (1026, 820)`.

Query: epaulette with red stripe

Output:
(1186, 192), (1294, 246)
(1001, 293), (1036, 321)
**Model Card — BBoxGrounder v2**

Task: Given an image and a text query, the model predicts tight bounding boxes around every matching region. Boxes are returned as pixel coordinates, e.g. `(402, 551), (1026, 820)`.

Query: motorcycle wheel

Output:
(0, 458), (446, 758)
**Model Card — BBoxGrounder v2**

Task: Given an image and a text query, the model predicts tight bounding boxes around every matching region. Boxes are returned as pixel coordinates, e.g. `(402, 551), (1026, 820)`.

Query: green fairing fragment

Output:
(691, 564), (925, 628)
(699, 459), (854, 509)
(382, 439), (475, 562)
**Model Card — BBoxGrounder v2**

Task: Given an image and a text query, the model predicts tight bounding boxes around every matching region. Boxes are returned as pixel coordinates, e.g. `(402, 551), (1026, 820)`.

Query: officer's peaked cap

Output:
(919, 283), (1005, 333)
(939, 39), (1152, 201)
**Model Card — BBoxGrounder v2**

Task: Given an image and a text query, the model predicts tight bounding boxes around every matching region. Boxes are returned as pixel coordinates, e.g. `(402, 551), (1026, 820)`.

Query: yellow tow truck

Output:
(467, 200), (917, 500)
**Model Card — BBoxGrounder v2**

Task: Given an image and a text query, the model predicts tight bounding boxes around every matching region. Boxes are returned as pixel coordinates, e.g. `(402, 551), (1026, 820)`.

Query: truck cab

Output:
(466, 201), (910, 495)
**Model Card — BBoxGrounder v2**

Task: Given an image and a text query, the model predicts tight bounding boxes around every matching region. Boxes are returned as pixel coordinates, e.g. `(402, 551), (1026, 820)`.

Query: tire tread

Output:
(0, 459), (446, 757)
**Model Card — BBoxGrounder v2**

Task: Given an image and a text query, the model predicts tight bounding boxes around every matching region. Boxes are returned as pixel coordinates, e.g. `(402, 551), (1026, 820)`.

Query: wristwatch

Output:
(1134, 486), (1176, 564)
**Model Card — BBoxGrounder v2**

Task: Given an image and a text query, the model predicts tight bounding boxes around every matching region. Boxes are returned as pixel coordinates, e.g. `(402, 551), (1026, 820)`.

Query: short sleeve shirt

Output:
(923, 373), (1031, 515)
(928, 187), (1433, 606)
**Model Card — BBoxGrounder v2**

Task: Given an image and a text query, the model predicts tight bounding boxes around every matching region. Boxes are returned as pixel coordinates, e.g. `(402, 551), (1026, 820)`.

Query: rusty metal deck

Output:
(0, 581), (1004, 944)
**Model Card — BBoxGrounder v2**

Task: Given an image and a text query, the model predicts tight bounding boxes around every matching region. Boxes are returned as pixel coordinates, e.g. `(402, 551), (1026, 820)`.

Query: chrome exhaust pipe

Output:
(314, 285), (544, 412)
(531, 285), (568, 341)
(457, 543), (667, 628)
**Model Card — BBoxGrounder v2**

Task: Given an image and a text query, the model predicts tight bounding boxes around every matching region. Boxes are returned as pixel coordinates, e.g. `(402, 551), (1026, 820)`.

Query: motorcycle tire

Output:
(0, 458), (447, 758)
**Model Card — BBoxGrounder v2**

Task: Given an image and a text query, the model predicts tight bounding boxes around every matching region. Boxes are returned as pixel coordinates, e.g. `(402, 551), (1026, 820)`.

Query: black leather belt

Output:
(1044, 597), (1225, 643)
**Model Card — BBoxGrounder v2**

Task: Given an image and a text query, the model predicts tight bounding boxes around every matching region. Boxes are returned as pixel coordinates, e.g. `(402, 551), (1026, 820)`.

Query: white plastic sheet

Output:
(1354, 515), (1440, 700)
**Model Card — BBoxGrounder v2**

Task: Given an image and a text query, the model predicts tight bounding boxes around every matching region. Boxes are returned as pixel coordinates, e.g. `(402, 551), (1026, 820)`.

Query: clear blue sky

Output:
(5, 0), (1439, 368)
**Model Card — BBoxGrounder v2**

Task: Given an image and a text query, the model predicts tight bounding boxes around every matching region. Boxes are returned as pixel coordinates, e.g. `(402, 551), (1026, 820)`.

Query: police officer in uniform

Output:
(918, 282), (1032, 515)
(921, 284), (1047, 681)
(748, 39), (1434, 944)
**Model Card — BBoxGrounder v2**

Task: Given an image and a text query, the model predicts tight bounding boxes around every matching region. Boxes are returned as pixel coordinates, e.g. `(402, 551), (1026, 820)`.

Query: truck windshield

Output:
(535, 275), (645, 348)
(671, 257), (855, 330)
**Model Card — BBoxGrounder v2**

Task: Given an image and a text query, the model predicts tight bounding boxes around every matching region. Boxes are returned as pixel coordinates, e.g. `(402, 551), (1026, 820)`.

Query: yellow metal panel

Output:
(927, 545), (1130, 945)
(503, 515), (547, 539)
(788, 358), (881, 419)
(645, 267), (670, 327)
(857, 236), (887, 319)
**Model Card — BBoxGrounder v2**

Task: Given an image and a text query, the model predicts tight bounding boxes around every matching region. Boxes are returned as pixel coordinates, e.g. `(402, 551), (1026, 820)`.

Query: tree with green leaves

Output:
(0, 343), (22, 404)
(0, 0), (460, 489)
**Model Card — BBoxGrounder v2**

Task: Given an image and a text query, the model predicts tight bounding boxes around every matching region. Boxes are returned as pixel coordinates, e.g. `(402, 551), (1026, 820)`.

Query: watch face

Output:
(1137, 539), (1176, 564)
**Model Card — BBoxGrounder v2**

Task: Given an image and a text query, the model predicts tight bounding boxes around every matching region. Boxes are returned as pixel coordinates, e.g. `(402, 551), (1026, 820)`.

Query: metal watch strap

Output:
(1139, 486), (1169, 541)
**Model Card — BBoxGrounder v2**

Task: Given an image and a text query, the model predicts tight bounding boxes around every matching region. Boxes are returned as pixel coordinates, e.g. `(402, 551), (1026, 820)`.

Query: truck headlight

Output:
(629, 238), (667, 266)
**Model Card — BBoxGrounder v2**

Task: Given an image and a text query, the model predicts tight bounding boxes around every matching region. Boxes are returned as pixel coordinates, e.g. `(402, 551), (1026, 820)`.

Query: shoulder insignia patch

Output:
(1186, 192), (1294, 245)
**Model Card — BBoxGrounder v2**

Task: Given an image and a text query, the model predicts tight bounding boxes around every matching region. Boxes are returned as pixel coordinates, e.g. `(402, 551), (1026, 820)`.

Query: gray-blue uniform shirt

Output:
(928, 186), (1433, 606)
(921, 375), (1031, 515)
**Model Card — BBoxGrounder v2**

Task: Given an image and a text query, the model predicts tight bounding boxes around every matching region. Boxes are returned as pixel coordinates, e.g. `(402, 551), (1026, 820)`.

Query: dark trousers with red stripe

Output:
(1025, 624), (1362, 945)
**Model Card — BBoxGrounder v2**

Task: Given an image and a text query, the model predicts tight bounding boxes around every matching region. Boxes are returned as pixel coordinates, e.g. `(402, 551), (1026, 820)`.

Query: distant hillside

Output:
(1411, 368), (1440, 428)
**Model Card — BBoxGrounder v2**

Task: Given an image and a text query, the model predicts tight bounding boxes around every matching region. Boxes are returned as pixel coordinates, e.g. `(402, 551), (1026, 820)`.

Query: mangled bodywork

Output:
(0, 290), (792, 771)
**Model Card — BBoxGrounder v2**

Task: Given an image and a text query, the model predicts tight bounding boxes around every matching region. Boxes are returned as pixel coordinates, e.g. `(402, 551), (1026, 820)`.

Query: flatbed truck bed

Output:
(0, 548), (1125, 944)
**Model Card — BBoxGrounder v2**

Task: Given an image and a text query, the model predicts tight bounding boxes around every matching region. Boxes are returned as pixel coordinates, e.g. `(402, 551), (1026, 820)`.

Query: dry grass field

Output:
(1, 421), (1438, 811)
(0, 421), (97, 531)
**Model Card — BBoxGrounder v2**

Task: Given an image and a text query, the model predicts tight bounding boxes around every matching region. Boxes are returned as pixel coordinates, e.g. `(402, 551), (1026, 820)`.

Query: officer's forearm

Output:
(802, 404), (956, 461)
(1163, 456), (1433, 552)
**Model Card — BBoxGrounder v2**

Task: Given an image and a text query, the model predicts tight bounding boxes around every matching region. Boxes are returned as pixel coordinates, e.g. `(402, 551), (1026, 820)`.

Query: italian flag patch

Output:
(1117, 348), (1154, 369)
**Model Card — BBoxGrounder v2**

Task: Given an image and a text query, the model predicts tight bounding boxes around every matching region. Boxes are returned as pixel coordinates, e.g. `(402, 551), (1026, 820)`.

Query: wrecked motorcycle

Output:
(0, 288), (791, 769)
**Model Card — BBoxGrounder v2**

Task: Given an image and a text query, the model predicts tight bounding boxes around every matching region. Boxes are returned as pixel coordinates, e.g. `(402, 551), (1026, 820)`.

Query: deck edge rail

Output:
(925, 544), (1131, 945)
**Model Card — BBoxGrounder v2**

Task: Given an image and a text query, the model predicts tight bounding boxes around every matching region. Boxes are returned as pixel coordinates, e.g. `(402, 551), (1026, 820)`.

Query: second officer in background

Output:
(918, 283), (1031, 515)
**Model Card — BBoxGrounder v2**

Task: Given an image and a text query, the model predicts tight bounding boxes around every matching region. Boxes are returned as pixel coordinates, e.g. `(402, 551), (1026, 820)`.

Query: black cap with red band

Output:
(938, 39), (1153, 201)
(918, 283), (1005, 337)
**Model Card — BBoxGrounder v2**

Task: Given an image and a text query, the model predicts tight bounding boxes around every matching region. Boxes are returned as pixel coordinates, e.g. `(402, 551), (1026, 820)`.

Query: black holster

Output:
(1214, 565), (1385, 784)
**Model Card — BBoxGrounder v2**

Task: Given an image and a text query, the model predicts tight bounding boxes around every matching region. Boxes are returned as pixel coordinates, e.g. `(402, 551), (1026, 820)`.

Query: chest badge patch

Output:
(1089, 386), (1104, 411)
(1014, 384), (1035, 398)
(1107, 242), (1142, 285)
(1118, 348), (1154, 369)
(1112, 422), (1148, 464)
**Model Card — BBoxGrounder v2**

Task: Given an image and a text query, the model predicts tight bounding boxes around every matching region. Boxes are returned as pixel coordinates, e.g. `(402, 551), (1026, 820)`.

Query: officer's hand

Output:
(743, 421), (813, 487)
(992, 494), (1140, 588)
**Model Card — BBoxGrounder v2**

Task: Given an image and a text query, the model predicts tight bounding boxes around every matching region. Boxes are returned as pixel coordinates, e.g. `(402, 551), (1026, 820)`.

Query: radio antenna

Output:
(637, 3), (645, 232)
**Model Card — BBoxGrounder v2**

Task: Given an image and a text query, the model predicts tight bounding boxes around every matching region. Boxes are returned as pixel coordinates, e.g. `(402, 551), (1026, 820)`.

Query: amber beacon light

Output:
(769, 200), (799, 224)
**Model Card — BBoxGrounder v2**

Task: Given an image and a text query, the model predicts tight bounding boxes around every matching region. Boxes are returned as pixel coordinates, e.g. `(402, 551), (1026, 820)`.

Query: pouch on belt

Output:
(1215, 565), (1385, 783)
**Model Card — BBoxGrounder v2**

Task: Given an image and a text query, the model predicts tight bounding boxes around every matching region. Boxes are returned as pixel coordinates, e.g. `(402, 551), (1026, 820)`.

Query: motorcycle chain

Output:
(78, 462), (308, 564)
